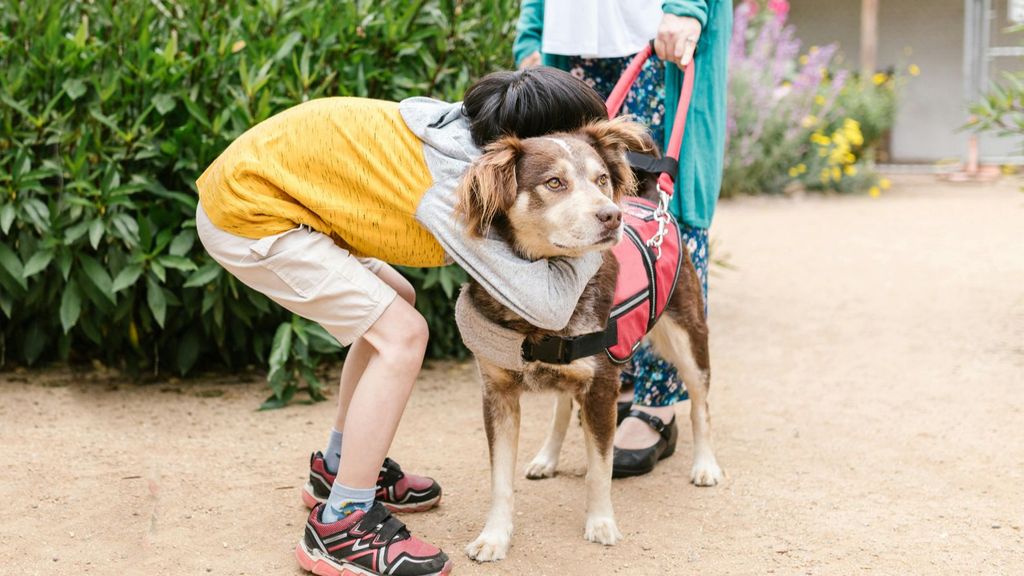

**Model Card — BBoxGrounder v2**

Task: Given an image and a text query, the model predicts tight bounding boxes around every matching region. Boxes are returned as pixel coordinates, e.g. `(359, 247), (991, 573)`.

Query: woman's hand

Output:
(519, 51), (542, 70)
(654, 13), (703, 68)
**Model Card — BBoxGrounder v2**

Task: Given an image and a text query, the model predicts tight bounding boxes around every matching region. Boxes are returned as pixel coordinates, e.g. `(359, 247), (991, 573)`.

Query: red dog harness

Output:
(520, 46), (696, 365)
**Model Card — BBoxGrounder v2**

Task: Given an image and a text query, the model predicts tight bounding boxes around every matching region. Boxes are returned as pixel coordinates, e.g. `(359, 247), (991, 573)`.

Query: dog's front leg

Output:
(466, 363), (521, 562)
(578, 372), (622, 545)
(525, 391), (572, 479)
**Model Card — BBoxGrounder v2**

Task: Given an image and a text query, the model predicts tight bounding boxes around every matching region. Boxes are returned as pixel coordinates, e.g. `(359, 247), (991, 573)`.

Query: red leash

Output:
(605, 43), (696, 200)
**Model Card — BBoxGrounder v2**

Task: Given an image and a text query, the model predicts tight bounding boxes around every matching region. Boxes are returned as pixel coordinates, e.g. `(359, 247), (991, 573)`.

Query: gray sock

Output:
(324, 428), (343, 474)
(322, 482), (375, 523)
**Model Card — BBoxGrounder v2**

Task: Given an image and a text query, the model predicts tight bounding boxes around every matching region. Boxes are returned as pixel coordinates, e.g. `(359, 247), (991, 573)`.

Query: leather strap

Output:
(521, 321), (618, 364)
(624, 409), (666, 434)
(625, 151), (679, 176)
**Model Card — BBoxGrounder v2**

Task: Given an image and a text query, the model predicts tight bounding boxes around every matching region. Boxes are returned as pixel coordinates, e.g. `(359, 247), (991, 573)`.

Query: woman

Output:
(514, 0), (732, 478)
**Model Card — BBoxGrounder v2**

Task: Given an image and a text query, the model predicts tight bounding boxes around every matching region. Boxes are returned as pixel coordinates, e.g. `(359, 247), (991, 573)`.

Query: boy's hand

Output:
(654, 14), (702, 68)
(519, 51), (542, 70)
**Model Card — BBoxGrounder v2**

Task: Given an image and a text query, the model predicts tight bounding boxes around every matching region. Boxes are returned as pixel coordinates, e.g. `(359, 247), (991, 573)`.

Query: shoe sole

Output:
(302, 483), (442, 513)
(296, 540), (453, 576)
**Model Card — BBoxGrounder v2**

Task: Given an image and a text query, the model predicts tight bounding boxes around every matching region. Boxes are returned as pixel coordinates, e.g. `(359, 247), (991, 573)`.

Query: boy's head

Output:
(462, 67), (608, 147)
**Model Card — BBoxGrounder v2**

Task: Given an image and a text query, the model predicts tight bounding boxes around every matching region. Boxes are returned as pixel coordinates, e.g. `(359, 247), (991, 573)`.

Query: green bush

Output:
(0, 0), (515, 405)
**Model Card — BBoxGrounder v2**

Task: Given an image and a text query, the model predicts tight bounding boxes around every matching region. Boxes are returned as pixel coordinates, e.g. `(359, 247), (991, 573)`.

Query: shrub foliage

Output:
(0, 0), (514, 404)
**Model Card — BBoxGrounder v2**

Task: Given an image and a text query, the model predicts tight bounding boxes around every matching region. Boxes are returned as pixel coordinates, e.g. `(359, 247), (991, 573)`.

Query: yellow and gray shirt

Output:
(197, 97), (600, 331)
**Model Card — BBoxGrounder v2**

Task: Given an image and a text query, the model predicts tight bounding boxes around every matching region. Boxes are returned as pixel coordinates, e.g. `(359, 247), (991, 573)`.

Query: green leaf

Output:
(88, 218), (104, 249)
(268, 322), (293, 374)
(184, 262), (222, 287)
(176, 330), (201, 375)
(56, 250), (72, 281)
(0, 290), (11, 318)
(63, 78), (87, 101)
(147, 275), (167, 328)
(169, 229), (195, 256)
(0, 243), (27, 290)
(0, 204), (14, 234)
(111, 264), (144, 292)
(153, 93), (176, 115)
(21, 250), (54, 278)
(60, 279), (82, 333)
(156, 254), (197, 272)
(78, 254), (116, 305)
(23, 323), (46, 365)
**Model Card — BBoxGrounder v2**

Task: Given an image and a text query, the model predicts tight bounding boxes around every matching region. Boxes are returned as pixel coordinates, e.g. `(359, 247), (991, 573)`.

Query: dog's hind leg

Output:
(466, 362), (521, 562)
(578, 367), (622, 545)
(648, 317), (723, 486)
(525, 392), (573, 479)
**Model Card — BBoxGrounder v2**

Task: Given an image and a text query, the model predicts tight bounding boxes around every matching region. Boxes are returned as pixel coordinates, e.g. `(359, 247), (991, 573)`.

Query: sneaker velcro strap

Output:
(358, 502), (408, 542)
(626, 409), (666, 434)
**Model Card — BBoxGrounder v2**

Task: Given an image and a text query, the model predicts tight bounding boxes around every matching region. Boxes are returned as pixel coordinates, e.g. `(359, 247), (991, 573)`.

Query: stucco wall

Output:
(788, 0), (968, 162)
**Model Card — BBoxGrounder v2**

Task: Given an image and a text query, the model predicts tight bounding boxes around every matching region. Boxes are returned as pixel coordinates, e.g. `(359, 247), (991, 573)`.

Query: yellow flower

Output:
(788, 166), (800, 178)
(831, 166), (842, 181)
(815, 95), (826, 106)
(879, 177), (892, 190)
(908, 64), (920, 76)
(869, 186), (881, 198)
(872, 72), (887, 86)
(796, 163), (807, 174)
(799, 55), (809, 65)
(843, 118), (864, 147)
(820, 168), (831, 183)
(811, 132), (831, 146)
(844, 165), (857, 176)
(801, 115), (818, 128)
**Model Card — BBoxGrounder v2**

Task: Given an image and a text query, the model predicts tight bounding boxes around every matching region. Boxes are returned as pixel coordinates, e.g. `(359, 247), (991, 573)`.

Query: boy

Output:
(196, 67), (608, 576)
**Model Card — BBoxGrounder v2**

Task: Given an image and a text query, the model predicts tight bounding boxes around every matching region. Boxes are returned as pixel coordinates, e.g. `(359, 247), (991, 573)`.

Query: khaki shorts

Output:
(196, 202), (397, 347)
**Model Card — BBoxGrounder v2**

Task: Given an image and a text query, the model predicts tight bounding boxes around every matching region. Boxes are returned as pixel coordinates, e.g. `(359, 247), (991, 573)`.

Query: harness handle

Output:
(604, 41), (696, 199)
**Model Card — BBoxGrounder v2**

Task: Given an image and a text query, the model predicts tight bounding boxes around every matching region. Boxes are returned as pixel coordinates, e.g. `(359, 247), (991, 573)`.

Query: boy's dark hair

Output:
(462, 66), (608, 146)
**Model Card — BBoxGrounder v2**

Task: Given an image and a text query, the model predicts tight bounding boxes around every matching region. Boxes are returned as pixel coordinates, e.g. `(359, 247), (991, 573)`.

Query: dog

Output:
(455, 117), (722, 562)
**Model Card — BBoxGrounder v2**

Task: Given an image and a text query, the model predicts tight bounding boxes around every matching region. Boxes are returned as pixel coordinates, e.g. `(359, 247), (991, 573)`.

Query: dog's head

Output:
(456, 117), (652, 260)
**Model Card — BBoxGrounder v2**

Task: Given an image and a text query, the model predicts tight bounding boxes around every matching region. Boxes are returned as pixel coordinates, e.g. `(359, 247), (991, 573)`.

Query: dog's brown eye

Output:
(597, 174), (609, 186)
(545, 177), (563, 190)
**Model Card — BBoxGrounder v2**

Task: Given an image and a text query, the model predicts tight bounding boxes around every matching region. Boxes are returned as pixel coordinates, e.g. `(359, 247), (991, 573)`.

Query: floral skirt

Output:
(568, 54), (709, 407)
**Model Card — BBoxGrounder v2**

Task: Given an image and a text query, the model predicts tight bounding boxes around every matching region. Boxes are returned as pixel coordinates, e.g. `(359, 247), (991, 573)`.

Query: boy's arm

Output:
(416, 190), (601, 331)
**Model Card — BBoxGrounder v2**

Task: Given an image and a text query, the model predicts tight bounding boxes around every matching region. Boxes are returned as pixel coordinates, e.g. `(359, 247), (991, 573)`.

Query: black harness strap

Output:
(626, 151), (679, 176)
(521, 321), (618, 364)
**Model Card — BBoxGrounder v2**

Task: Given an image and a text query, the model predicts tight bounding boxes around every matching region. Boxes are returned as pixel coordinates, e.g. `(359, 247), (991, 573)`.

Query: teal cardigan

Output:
(514, 0), (732, 229)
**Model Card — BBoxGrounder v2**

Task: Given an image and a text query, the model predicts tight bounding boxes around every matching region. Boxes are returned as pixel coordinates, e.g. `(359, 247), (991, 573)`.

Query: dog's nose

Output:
(596, 206), (621, 229)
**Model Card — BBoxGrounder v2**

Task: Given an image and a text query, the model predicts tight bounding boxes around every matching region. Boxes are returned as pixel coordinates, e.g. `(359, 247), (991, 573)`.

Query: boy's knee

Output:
(395, 280), (416, 306)
(368, 301), (429, 360)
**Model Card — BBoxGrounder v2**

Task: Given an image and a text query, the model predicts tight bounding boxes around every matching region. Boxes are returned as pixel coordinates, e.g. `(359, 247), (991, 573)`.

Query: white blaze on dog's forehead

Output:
(540, 137), (573, 154)
(584, 155), (605, 177)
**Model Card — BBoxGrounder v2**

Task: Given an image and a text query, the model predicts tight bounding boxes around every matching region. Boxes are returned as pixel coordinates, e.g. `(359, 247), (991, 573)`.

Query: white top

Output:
(542, 0), (663, 59)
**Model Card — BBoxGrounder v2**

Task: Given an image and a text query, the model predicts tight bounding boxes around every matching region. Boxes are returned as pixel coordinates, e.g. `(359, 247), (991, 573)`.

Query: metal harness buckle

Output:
(645, 189), (672, 260)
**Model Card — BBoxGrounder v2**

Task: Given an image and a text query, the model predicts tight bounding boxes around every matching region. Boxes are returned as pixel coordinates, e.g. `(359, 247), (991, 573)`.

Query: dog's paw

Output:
(690, 454), (723, 487)
(584, 516), (622, 546)
(465, 532), (511, 562)
(525, 456), (557, 480)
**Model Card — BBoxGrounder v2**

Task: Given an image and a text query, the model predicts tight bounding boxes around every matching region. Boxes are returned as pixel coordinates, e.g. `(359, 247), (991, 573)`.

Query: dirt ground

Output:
(2, 176), (1022, 576)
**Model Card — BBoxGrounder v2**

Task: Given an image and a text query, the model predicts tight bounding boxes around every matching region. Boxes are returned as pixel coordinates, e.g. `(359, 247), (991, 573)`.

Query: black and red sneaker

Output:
(296, 502), (452, 576)
(303, 452), (442, 513)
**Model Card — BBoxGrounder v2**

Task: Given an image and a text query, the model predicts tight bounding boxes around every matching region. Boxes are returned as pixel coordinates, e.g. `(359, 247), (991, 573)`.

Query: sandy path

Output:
(2, 177), (1022, 575)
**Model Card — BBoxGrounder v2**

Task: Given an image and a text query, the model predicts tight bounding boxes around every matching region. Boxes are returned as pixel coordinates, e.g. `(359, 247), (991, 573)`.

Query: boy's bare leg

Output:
(333, 264), (417, 433)
(336, 295), (428, 489)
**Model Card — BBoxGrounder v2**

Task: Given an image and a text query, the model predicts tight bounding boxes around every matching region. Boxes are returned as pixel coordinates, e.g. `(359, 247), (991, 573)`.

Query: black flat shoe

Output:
(612, 410), (678, 478)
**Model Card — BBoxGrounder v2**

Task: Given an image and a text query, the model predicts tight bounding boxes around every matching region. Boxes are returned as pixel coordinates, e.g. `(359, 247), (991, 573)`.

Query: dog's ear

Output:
(580, 118), (652, 200)
(456, 136), (522, 237)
